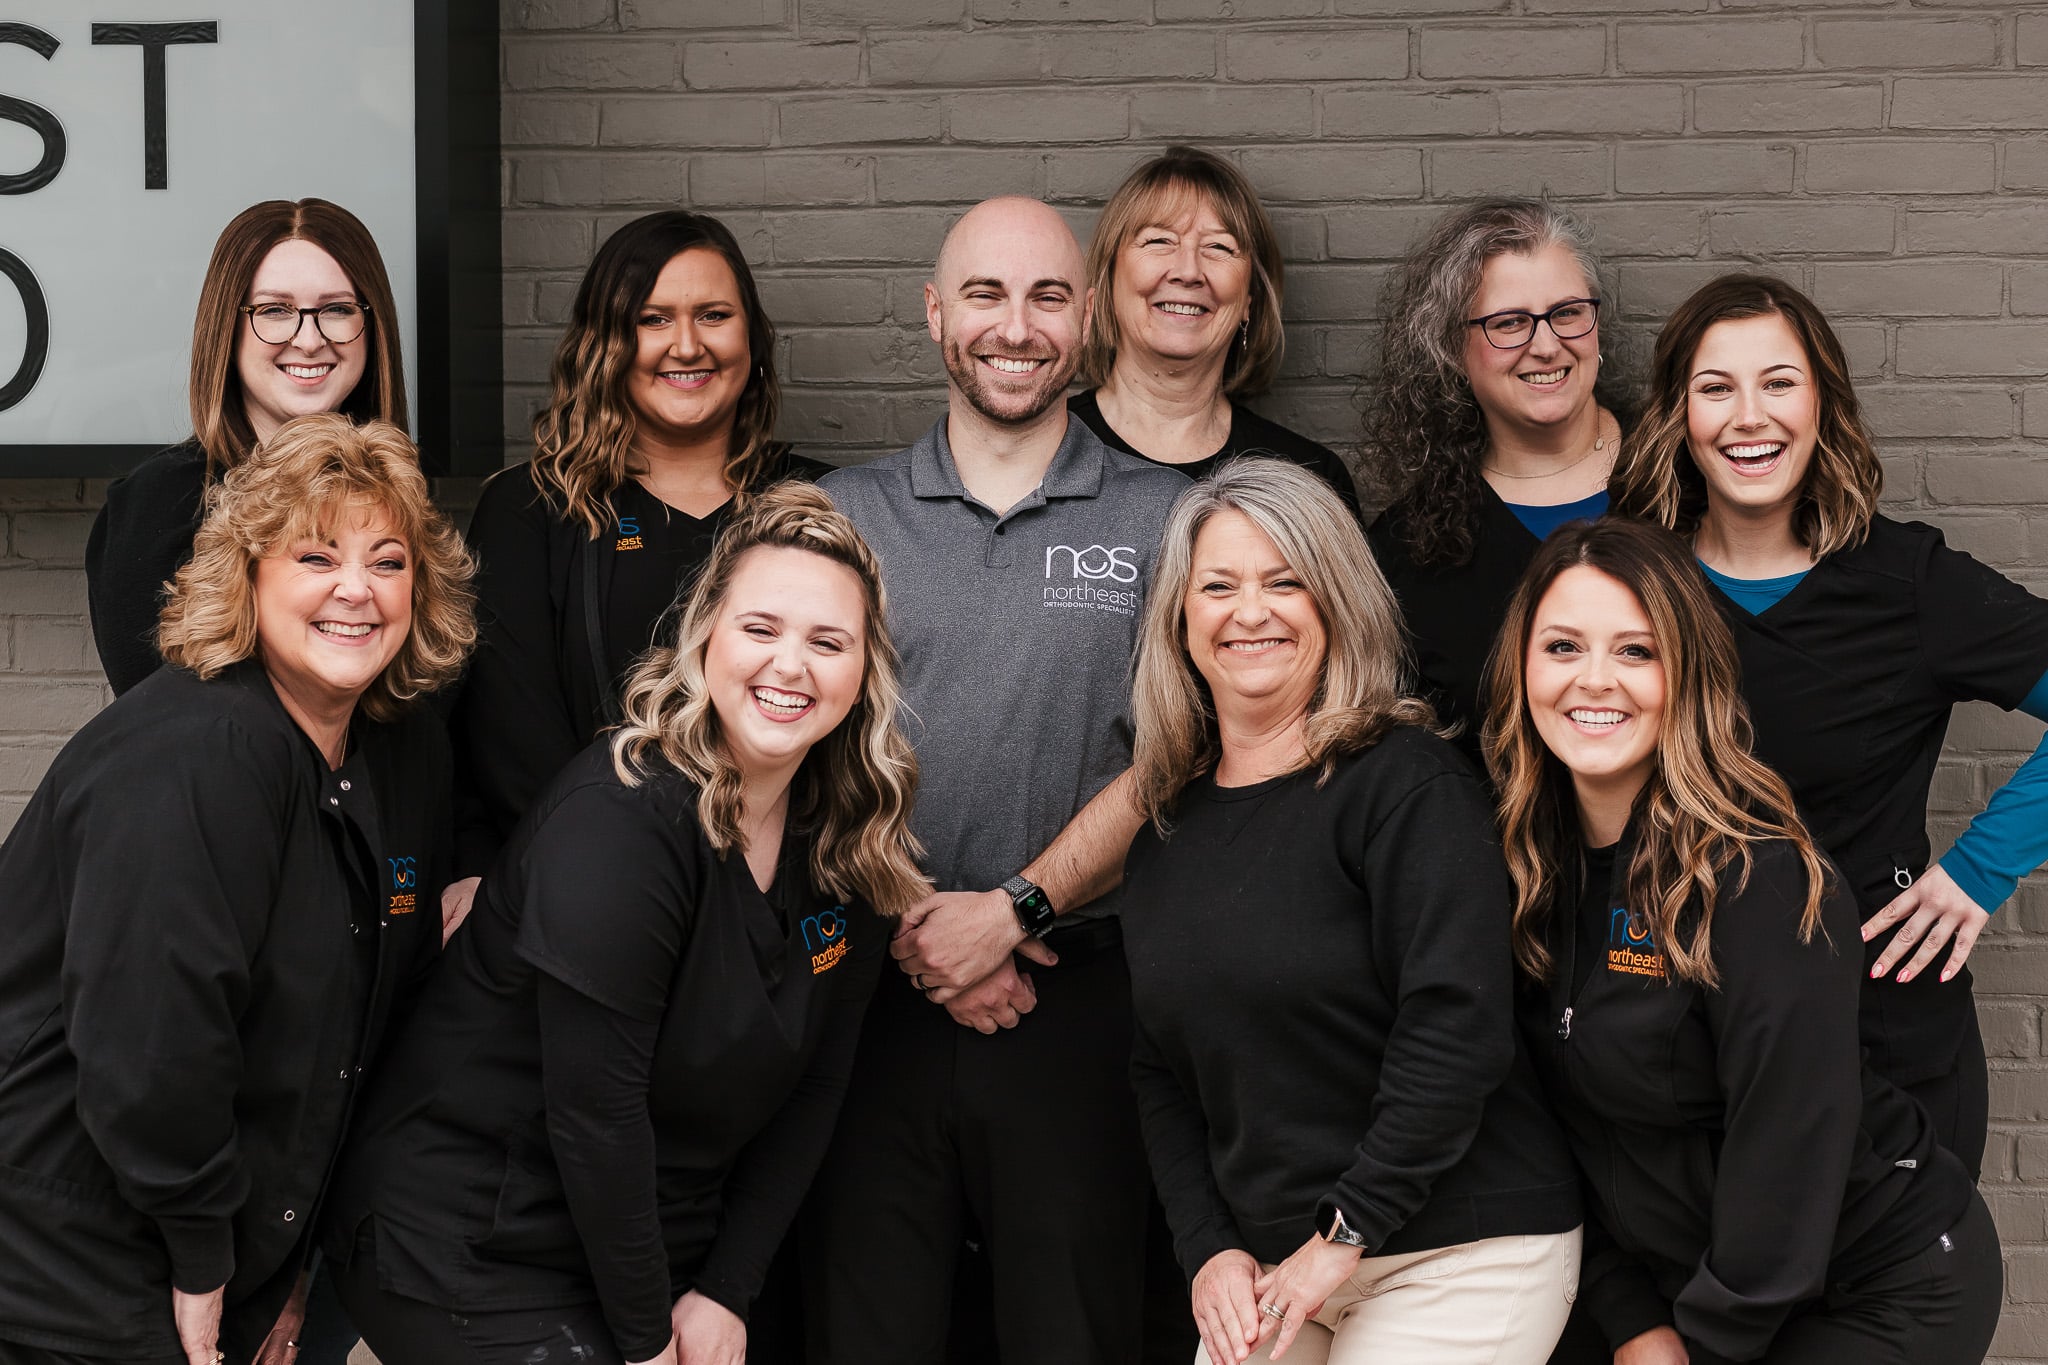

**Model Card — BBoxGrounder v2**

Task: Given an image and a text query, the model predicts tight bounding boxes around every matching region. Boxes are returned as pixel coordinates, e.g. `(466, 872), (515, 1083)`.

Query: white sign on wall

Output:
(0, 1), (418, 459)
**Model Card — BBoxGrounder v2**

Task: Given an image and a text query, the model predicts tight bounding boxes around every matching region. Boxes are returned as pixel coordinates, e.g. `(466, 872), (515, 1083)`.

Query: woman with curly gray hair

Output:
(1361, 199), (1635, 765)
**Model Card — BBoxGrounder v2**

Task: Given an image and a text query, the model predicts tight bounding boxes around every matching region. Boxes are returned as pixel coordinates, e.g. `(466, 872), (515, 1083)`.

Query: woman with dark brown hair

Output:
(1608, 274), (2048, 1176)
(1488, 516), (2000, 1365)
(452, 209), (826, 891)
(86, 199), (408, 695)
(1360, 198), (1636, 764)
(1071, 146), (1357, 509)
(0, 415), (472, 1365)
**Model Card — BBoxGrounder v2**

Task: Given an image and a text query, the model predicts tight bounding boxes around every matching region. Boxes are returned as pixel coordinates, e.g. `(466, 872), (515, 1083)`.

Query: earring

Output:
(1238, 319), (1249, 349)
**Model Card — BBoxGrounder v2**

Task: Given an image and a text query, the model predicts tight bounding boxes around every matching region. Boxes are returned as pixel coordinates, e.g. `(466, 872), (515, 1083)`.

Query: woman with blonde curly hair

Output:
(1121, 460), (1580, 1365)
(453, 210), (827, 894)
(0, 414), (474, 1365)
(323, 483), (924, 1365)
(1487, 516), (1999, 1365)
(1361, 198), (1635, 766)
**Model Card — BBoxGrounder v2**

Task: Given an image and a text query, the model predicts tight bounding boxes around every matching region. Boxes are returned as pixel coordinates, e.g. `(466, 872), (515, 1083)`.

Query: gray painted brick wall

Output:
(2, 3), (2045, 1353)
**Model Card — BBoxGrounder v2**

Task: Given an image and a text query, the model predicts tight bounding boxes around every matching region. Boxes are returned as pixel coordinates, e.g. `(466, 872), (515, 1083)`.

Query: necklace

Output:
(1484, 413), (1613, 480)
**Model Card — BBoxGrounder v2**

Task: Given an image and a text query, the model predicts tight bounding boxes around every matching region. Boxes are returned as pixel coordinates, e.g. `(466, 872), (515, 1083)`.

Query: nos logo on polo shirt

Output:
(1044, 544), (1140, 616)
(803, 906), (851, 975)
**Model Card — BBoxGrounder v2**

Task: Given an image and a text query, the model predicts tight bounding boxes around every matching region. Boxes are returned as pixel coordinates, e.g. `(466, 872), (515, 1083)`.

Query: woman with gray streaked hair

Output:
(1360, 198), (1637, 768)
(1120, 458), (1580, 1365)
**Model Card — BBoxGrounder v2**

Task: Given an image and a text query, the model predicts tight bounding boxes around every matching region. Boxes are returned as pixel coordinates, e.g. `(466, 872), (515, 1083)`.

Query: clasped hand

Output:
(891, 889), (1058, 1033)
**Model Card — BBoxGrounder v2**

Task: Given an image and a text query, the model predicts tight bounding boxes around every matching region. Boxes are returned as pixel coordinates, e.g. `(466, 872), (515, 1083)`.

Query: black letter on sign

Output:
(0, 24), (64, 196)
(90, 22), (218, 190)
(0, 245), (51, 412)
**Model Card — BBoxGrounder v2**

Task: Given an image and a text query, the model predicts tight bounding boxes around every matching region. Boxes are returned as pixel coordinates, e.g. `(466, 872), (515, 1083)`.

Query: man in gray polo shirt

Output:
(805, 197), (1187, 1365)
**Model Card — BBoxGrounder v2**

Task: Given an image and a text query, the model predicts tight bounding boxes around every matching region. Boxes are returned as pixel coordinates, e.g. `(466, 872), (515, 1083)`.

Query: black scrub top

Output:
(85, 440), (210, 695)
(0, 660), (448, 1360)
(323, 743), (886, 1358)
(1713, 515), (2048, 1085)
(1068, 389), (1362, 514)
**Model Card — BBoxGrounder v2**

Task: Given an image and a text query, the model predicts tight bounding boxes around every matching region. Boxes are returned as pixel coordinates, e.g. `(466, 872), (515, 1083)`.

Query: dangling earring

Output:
(1238, 319), (1249, 349)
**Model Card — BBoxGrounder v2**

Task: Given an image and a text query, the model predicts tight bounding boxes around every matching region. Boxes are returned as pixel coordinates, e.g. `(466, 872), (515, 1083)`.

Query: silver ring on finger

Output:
(1260, 1303), (1287, 1322)
(913, 972), (928, 990)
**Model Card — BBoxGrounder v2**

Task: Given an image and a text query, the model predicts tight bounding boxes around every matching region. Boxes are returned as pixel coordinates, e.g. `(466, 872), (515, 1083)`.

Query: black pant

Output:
(0, 1345), (183, 1365)
(329, 1238), (623, 1365)
(803, 924), (1151, 1365)
(1899, 1009), (1990, 1179)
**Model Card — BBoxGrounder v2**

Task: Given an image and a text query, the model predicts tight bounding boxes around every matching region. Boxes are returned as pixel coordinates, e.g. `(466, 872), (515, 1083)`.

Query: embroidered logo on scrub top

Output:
(1606, 906), (1665, 978)
(802, 907), (851, 975)
(386, 855), (419, 915)
(616, 514), (644, 552)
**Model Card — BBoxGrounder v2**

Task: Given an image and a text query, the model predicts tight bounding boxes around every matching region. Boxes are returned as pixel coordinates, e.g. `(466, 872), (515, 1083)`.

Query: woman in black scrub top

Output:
(1610, 274), (2048, 1176)
(0, 415), (474, 1365)
(452, 210), (827, 897)
(1070, 146), (1359, 511)
(88, 198), (408, 696)
(1488, 517), (2000, 1365)
(322, 484), (926, 1365)
(1361, 199), (1637, 762)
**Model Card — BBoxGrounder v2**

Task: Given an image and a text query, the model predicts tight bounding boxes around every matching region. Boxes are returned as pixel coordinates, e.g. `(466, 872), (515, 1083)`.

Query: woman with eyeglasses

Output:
(1361, 199), (1635, 767)
(88, 199), (407, 697)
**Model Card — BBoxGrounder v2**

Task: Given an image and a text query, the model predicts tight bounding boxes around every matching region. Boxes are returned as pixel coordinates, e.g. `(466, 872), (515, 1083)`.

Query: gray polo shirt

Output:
(820, 413), (1189, 918)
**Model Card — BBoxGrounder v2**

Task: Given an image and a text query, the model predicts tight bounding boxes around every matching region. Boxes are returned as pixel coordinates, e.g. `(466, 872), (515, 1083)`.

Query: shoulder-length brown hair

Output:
(189, 199), (407, 476)
(610, 483), (926, 918)
(1482, 517), (1828, 989)
(1361, 197), (1636, 568)
(1132, 459), (1437, 827)
(158, 414), (476, 722)
(1078, 146), (1287, 397)
(1608, 273), (1881, 559)
(532, 211), (783, 538)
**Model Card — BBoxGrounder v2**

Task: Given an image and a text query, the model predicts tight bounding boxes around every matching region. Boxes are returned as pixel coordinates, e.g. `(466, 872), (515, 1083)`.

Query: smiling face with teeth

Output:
(236, 240), (369, 445)
(1525, 565), (1666, 834)
(704, 544), (868, 787)
(1461, 243), (1602, 449)
(926, 197), (1088, 428)
(253, 501), (413, 738)
(1110, 190), (1251, 379)
(625, 248), (753, 460)
(1684, 312), (1820, 526)
(1182, 509), (1327, 746)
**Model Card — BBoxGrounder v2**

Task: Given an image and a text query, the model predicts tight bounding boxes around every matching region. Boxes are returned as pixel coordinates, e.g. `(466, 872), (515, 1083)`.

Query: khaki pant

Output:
(1195, 1227), (1581, 1365)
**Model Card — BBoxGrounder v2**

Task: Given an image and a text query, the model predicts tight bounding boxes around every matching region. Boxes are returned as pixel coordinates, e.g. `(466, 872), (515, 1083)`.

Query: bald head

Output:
(933, 196), (1085, 294)
(924, 196), (1091, 428)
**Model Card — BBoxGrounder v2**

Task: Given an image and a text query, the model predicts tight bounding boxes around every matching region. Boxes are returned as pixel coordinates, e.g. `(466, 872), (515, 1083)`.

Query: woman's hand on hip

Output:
(671, 1290), (745, 1365)
(172, 1284), (226, 1365)
(1864, 863), (1991, 984)
(1614, 1325), (1689, 1365)
(440, 876), (482, 945)
(1192, 1249), (1264, 1365)
(1251, 1236), (1361, 1360)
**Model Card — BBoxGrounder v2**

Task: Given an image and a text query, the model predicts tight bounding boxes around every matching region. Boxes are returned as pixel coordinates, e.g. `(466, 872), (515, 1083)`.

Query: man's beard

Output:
(943, 334), (1076, 426)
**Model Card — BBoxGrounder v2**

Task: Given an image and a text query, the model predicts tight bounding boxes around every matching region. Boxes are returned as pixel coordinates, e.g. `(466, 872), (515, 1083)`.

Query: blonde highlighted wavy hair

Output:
(1482, 517), (1829, 989)
(1132, 459), (1437, 828)
(1608, 273), (1881, 559)
(531, 211), (783, 537)
(609, 483), (927, 918)
(157, 414), (477, 721)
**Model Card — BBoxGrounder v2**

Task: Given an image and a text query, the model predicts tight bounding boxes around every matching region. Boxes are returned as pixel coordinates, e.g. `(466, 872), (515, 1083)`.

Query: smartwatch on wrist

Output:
(1002, 874), (1057, 940)
(1316, 1201), (1369, 1251)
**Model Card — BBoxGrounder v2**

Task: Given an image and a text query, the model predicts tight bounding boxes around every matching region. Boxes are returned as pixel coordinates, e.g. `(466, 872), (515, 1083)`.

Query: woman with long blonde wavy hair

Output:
(1486, 516), (1999, 1365)
(324, 482), (923, 1365)
(452, 210), (828, 900)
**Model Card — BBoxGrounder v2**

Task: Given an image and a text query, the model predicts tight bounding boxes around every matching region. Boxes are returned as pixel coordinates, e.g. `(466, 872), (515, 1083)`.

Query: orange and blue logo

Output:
(615, 514), (644, 552)
(802, 907), (850, 975)
(386, 855), (419, 916)
(1606, 906), (1665, 978)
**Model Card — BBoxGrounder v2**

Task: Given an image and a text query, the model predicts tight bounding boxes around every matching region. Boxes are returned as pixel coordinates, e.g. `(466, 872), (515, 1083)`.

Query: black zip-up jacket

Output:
(1517, 833), (1973, 1363)
(85, 439), (210, 695)
(452, 452), (826, 876)
(0, 661), (448, 1359)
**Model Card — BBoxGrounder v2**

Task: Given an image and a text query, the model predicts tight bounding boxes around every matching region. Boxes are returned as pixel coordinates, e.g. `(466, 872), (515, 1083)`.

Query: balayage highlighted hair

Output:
(1482, 517), (1828, 989)
(1132, 459), (1437, 827)
(158, 414), (476, 721)
(1361, 197), (1634, 568)
(1079, 146), (1288, 397)
(610, 483), (927, 918)
(1608, 273), (1882, 560)
(531, 211), (783, 538)
(189, 199), (407, 477)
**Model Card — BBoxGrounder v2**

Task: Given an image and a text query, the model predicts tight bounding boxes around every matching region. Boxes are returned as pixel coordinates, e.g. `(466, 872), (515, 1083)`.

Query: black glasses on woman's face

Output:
(240, 301), (371, 346)
(1466, 298), (1600, 350)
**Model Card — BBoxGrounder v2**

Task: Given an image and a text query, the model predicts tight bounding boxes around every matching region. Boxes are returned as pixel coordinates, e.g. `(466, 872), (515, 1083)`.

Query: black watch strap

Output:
(1316, 1201), (1369, 1250)
(1002, 874), (1057, 939)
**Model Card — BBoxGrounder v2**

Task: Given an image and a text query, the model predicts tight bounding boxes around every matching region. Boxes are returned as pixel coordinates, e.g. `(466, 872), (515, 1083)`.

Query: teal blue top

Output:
(1504, 490), (1608, 542)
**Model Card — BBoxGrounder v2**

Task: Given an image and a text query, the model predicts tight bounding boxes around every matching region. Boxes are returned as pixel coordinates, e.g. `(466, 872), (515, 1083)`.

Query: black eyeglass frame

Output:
(1464, 297), (1601, 350)
(239, 301), (374, 346)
